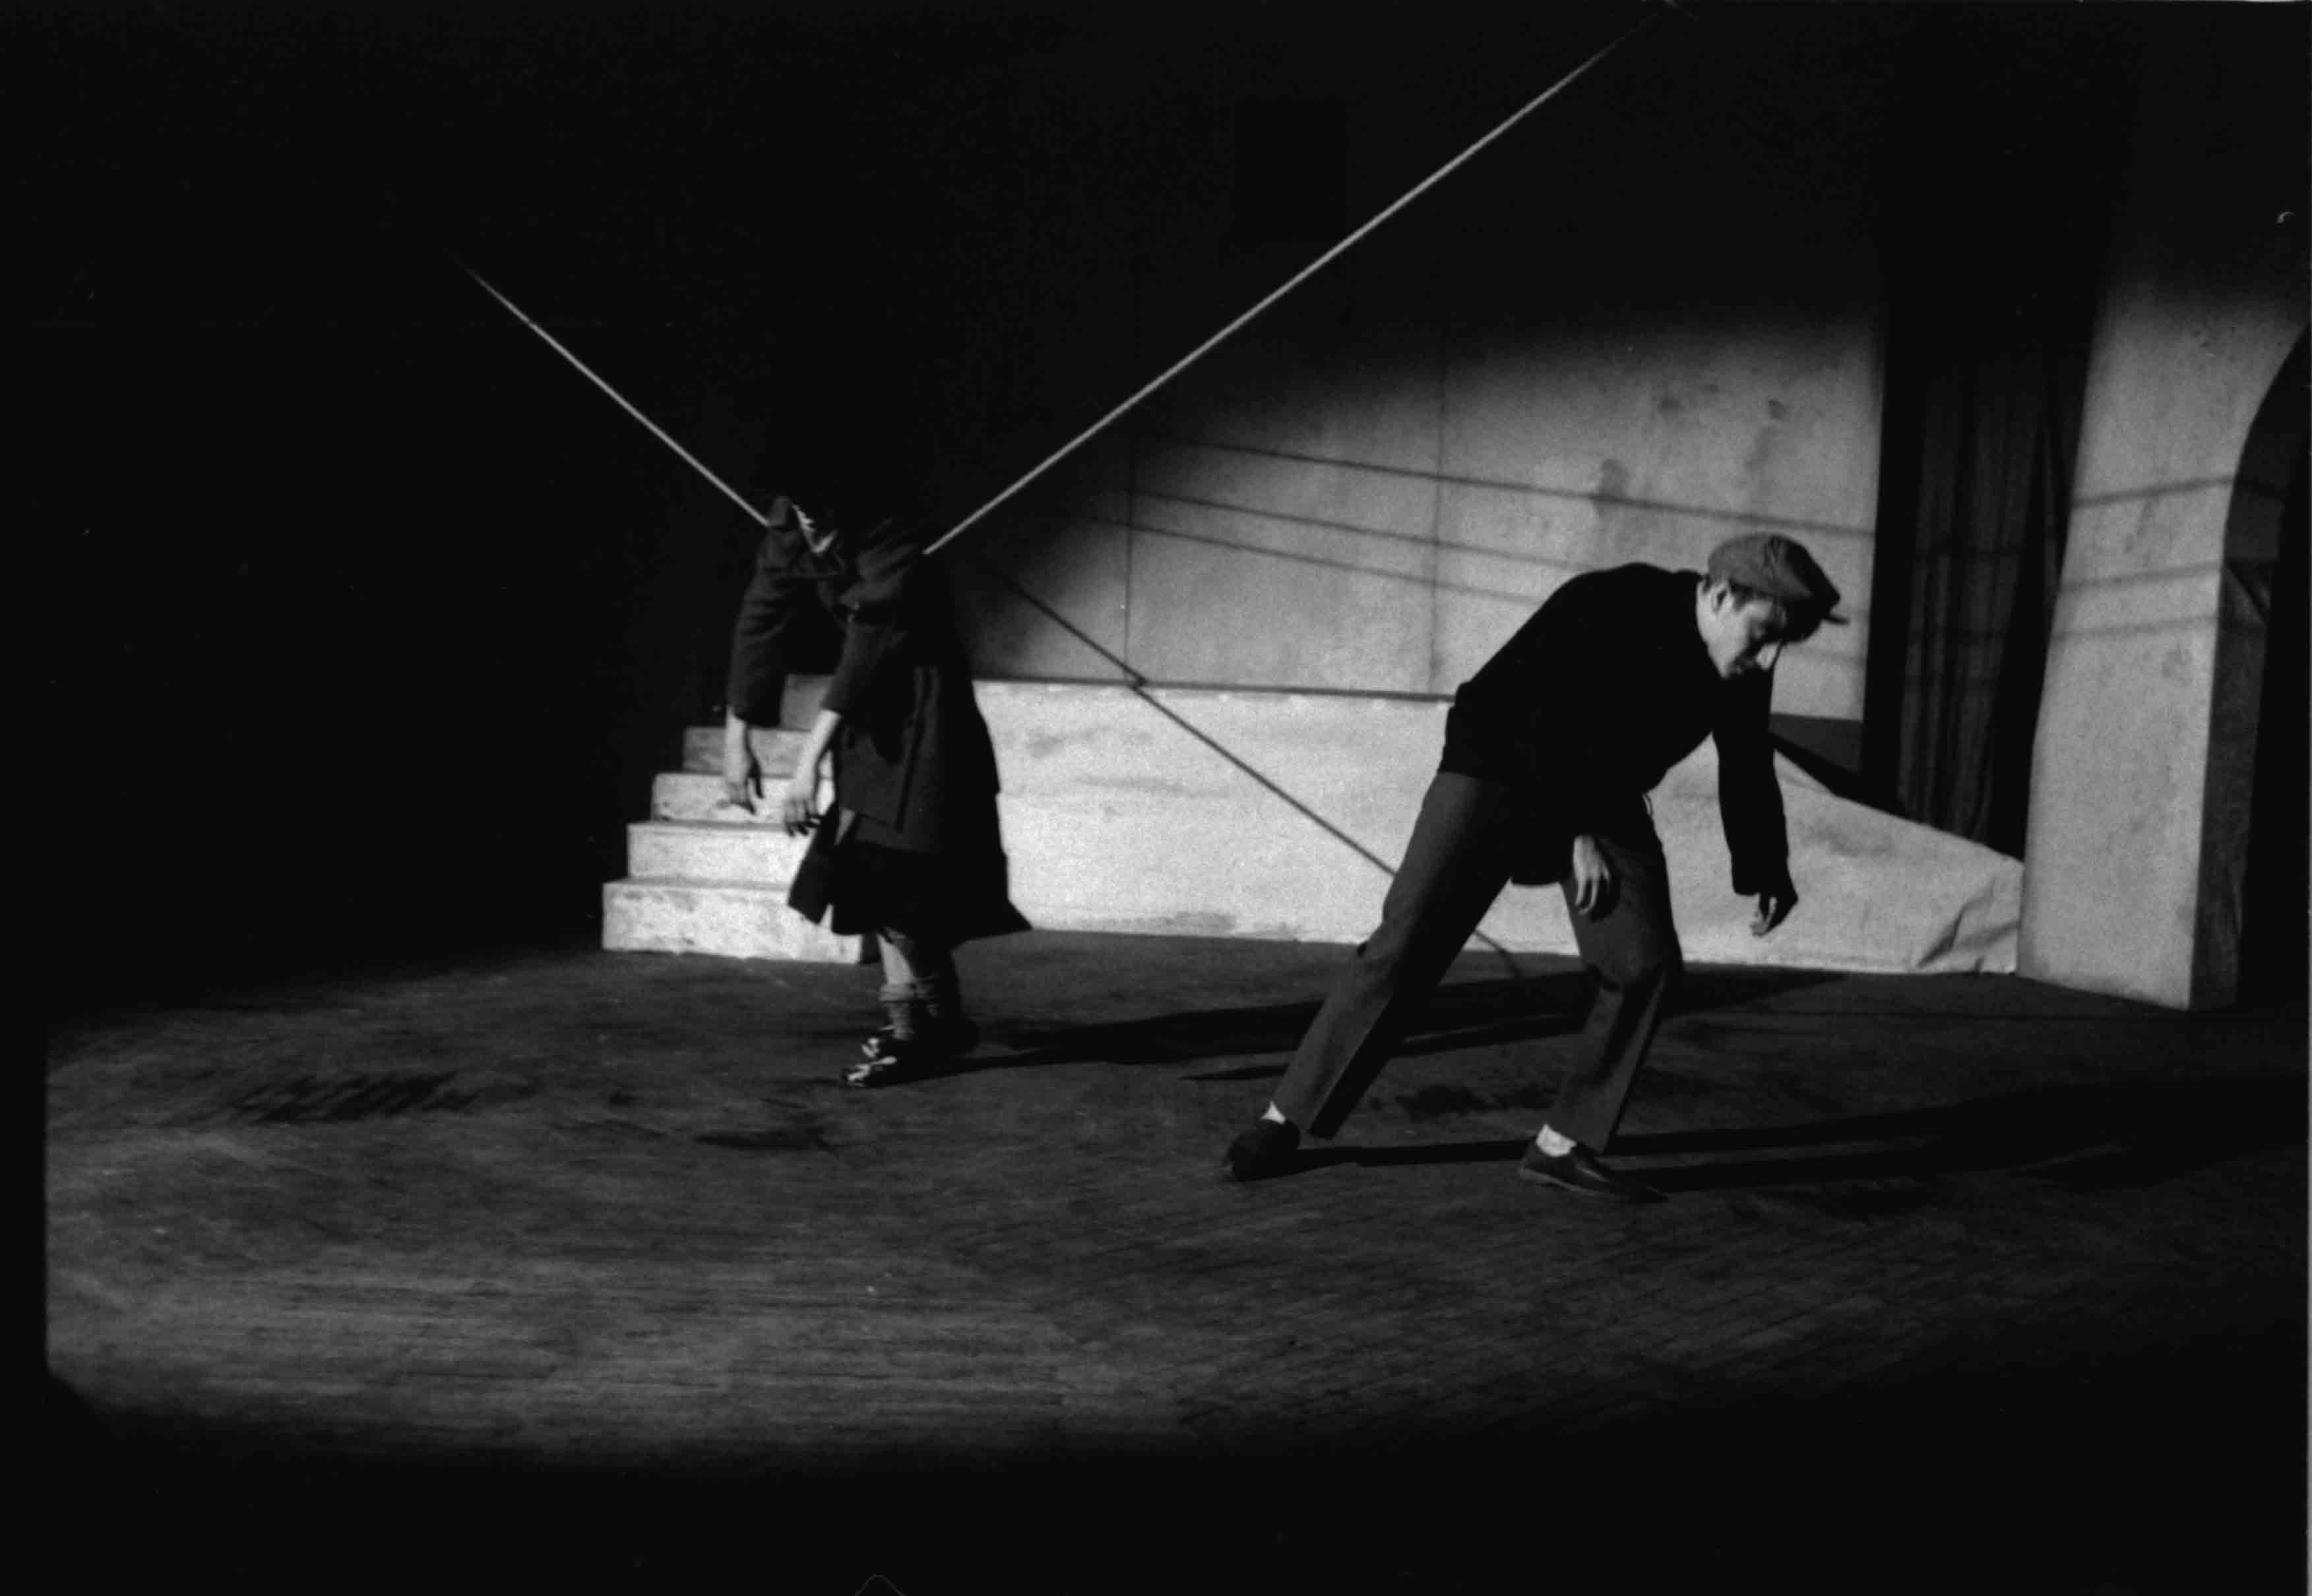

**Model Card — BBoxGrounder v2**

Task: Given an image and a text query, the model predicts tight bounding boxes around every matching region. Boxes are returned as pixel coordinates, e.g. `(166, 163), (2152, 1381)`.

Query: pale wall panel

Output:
(1433, 317), (1879, 719)
(956, 436), (1137, 681)
(1124, 516), (1433, 693)
(954, 514), (1134, 682)
(1144, 308), (1446, 477)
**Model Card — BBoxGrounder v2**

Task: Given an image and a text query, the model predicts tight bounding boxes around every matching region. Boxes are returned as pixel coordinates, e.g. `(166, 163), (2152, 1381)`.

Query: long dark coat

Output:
(726, 499), (1028, 942)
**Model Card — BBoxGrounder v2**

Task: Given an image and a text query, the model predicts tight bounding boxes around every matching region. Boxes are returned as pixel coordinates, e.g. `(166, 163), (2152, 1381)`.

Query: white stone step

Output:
(680, 727), (808, 777)
(625, 820), (813, 886)
(653, 771), (809, 824)
(675, 675), (828, 772)
(602, 878), (869, 962)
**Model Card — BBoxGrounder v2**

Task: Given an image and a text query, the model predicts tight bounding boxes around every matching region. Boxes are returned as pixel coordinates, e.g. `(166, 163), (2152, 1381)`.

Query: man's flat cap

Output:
(1706, 533), (1846, 625)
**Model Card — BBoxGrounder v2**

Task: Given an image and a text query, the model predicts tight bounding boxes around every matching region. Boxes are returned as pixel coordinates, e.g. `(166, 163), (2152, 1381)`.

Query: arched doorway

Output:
(2212, 333), (2309, 1006)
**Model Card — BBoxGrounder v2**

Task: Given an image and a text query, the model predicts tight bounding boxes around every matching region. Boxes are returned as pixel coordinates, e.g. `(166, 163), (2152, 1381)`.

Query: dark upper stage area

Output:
(33, 2), (2308, 1008)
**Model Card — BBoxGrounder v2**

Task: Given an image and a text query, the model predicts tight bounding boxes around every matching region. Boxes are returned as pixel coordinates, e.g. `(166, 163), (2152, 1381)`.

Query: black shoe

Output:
(1220, 1117), (1303, 1182)
(859, 1018), (981, 1064)
(1518, 1142), (1664, 1203)
(842, 1019), (982, 1087)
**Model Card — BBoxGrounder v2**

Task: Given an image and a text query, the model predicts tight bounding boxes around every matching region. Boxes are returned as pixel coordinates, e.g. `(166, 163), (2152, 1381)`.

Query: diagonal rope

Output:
(455, 257), (771, 530)
(446, 7), (1660, 563)
(918, 5), (1664, 560)
(438, 15), (1680, 975)
(953, 547), (1530, 976)
(449, 243), (1531, 963)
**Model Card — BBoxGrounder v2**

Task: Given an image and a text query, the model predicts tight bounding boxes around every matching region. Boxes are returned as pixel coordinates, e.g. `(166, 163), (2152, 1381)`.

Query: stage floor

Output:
(45, 933), (2309, 1591)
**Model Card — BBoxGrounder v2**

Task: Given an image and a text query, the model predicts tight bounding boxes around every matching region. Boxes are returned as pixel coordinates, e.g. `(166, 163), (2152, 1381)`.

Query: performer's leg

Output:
(892, 929), (969, 1033)
(1269, 774), (1518, 1140)
(875, 931), (925, 1041)
(1541, 829), (1683, 1152)
(847, 925), (976, 1086)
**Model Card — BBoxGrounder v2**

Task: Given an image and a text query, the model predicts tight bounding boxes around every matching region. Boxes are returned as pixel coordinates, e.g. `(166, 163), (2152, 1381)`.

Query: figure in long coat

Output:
(722, 485), (1028, 1085)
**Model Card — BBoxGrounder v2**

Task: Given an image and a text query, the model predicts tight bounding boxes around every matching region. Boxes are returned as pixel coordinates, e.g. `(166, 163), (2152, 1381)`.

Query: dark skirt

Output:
(790, 811), (1031, 946)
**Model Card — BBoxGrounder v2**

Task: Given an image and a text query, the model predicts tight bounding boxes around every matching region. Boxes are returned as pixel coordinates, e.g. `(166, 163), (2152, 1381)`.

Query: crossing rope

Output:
(918, 6), (1664, 557)
(449, 7), (1676, 971)
(454, 5), (1665, 553)
(455, 261), (771, 530)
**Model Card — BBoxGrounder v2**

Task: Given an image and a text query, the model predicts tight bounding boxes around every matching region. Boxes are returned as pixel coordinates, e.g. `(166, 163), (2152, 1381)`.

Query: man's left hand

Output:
(1750, 890), (1795, 936)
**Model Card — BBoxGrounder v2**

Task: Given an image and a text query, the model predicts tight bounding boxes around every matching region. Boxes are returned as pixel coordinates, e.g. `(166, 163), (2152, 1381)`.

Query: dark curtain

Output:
(2239, 443), (2309, 1003)
(1857, 9), (2125, 859)
(1863, 292), (2090, 857)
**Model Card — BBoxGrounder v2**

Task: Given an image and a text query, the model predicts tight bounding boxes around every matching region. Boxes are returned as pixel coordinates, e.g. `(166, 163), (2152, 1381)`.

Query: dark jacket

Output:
(1441, 563), (1793, 896)
(725, 501), (1002, 853)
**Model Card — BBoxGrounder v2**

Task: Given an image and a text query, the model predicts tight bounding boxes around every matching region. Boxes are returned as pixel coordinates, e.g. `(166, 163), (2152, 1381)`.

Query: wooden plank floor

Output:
(44, 933), (2308, 1592)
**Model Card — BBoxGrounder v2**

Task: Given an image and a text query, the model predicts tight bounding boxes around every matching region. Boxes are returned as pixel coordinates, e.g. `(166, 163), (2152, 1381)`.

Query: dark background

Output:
(31, 1), (2306, 1012)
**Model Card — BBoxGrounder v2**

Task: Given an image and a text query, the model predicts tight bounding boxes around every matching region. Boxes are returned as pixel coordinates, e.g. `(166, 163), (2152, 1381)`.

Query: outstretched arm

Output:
(1714, 669), (1797, 934)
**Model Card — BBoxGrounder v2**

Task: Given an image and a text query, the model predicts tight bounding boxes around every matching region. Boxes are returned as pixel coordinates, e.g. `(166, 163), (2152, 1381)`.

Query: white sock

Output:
(1260, 1103), (1288, 1126)
(1535, 1125), (1576, 1157)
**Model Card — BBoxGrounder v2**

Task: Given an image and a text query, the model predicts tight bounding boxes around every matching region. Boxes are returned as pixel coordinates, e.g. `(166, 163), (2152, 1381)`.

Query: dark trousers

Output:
(1272, 772), (1683, 1150)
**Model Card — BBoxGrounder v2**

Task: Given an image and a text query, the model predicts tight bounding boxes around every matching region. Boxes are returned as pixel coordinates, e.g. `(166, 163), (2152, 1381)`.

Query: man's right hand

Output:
(721, 729), (762, 813)
(1569, 834), (1617, 919)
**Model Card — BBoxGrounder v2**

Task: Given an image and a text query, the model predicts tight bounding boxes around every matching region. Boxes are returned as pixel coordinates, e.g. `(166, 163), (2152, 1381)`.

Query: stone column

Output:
(2016, 15), (2308, 1009)
(2020, 266), (2305, 1007)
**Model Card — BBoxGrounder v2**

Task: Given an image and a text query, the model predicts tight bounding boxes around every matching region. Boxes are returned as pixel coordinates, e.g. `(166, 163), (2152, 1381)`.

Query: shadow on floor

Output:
(1272, 1070), (2309, 1192)
(867, 964), (1845, 1084)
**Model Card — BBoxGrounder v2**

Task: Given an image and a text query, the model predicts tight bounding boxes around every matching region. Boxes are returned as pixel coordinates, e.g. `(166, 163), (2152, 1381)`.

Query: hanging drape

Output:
(2239, 441), (2309, 1000)
(1863, 286), (2091, 859)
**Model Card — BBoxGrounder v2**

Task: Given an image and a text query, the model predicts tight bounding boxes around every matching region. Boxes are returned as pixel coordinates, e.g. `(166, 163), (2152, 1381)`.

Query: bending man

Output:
(1220, 534), (1843, 1200)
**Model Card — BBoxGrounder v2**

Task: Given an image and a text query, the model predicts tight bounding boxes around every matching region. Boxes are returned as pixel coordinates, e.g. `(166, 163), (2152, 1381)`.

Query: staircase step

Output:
(602, 878), (867, 962)
(677, 676), (828, 772)
(626, 820), (814, 886)
(677, 731), (806, 779)
(653, 772), (804, 824)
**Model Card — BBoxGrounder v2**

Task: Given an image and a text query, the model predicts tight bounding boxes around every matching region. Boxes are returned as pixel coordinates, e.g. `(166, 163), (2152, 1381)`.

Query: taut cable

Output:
(918, 7), (1661, 559)
(449, 10), (1656, 553)
(454, 259), (770, 528)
